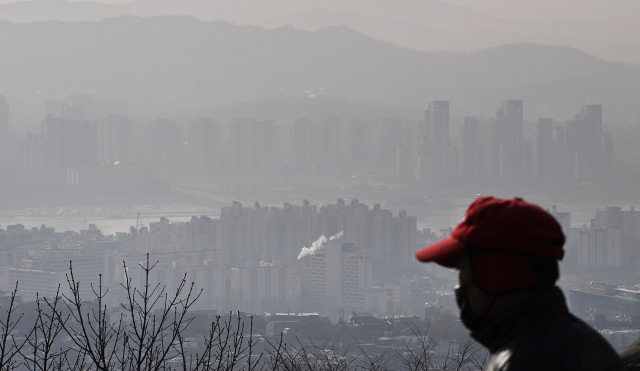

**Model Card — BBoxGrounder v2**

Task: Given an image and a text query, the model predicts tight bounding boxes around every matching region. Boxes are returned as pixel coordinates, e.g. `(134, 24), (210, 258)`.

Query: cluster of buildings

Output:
(0, 199), (435, 319)
(537, 204), (640, 268)
(0, 223), (114, 301)
(8, 200), (640, 320)
(0, 94), (615, 189)
(118, 199), (417, 265)
(415, 100), (612, 184)
(563, 206), (640, 267)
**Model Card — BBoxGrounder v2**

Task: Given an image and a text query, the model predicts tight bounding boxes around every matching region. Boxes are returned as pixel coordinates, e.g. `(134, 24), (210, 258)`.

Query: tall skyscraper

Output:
(565, 105), (605, 180)
(188, 118), (220, 172)
(551, 126), (566, 181)
(229, 118), (254, 173)
(603, 132), (614, 177)
(145, 118), (182, 168)
(305, 242), (373, 312)
(586, 104), (604, 174)
(290, 117), (311, 172)
(537, 118), (554, 180)
(432, 101), (450, 180)
(0, 95), (10, 168)
(22, 132), (46, 170)
(98, 114), (131, 164)
(503, 100), (524, 178)
(423, 106), (432, 142)
(461, 116), (483, 180)
(42, 115), (98, 172)
(349, 118), (370, 168)
(260, 120), (280, 173)
(0, 95), (8, 141)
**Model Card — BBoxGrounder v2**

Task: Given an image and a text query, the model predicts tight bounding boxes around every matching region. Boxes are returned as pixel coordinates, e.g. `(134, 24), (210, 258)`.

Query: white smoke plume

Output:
(297, 231), (344, 260)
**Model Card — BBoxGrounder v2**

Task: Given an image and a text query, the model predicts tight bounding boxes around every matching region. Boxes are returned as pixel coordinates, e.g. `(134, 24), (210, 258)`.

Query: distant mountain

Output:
(0, 16), (639, 122)
(257, 7), (640, 65)
(110, 0), (640, 64)
(2, 0), (639, 64)
(0, 0), (130, 23)
(120, 0), (498, 29)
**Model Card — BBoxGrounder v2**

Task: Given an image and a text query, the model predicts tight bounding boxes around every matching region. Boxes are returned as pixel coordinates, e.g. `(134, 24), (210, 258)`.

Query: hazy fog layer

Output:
(2, 16), (640, 129)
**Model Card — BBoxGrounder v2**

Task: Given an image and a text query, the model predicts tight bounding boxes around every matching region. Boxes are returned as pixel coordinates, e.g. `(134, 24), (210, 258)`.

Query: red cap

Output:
(416, 196), (565, 268)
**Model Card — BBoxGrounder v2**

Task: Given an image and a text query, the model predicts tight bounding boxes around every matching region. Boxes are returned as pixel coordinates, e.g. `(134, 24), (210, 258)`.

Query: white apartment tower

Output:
(306, 242), (376, 313)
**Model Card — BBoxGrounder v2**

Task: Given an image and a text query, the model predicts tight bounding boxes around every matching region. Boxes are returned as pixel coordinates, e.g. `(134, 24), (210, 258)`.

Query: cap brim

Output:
(415, 237), (466, 268)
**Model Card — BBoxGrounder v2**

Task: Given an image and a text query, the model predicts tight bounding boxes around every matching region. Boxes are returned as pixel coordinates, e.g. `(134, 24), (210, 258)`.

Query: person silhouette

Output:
(416, 196), (625, 371)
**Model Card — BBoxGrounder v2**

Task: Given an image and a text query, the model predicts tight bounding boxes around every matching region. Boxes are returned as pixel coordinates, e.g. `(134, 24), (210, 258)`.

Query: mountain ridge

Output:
(0, 16), (638, 123)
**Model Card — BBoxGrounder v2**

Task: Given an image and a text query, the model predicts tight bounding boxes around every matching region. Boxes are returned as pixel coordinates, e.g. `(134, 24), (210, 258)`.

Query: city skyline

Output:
(0, 2), (638, 365)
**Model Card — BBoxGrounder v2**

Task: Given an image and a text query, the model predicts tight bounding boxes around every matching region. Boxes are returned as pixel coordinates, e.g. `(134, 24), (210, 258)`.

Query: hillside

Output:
(0, 16), (639, 122)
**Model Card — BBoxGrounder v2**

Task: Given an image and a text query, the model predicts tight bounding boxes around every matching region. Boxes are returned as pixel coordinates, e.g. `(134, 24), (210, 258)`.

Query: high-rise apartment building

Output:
(22, 132), (47, 170)
(305, 242), (374, 313)
(372, 204), (394, 261)
(41, 114), (98, 172)
(9, 249), (107, 301)
(145, 118), (182, 168)
(290, 117), (312, 172)
(502, 100), (524, 178)
(398, 211), (418, 264)
(586, 104), (603, 174)
(461, 116), (484, 180)
(548, 205), (572, 261)
(349, 118), (371, 168)
(431, 101), (450, 180)
(314, 116), (340, 175)
(551, 126), (567, 181)
(537, 118), (554, 180)
(260, 120), (281, 173)
(118, 199), (418, 269)
(188, 118), (220, 172)
(229, 118), (255, 173)
(423, 106), (432, 142)
(98, 114), (131, 164)
(573, 206), (640, 267)
(0, 95), (9, 146)
(565, 105), (604, 180)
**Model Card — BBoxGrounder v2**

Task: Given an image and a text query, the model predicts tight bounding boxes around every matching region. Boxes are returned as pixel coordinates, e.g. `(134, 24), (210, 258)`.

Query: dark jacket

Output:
(472, 286), (625, 371)
(620, 335), (640, 370)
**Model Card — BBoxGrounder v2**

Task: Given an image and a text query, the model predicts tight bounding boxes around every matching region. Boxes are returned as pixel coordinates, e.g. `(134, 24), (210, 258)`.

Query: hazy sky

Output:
(8, 0), (634, 24)
(441, 0), (640, 23)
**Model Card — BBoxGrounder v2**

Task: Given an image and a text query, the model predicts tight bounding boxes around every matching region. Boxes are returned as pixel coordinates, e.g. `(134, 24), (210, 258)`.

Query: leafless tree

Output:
(55, 254), (201, 371)
(50, 254), (271, 371)
(264, 336), (355, 371)
(0, 283), (34, 371)
(395, 323), (438, 371)
(435, 337), (487, 371)
(178, 312), (262, 371)
(21, 287), (69, 371)
(9, 252), (488, 371)
(355, 342), (390, 371)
